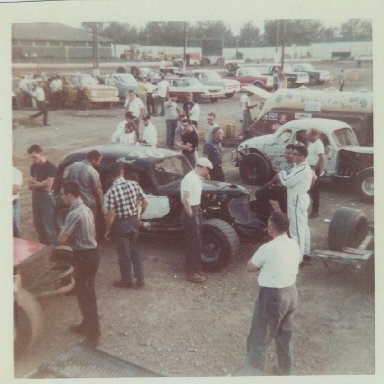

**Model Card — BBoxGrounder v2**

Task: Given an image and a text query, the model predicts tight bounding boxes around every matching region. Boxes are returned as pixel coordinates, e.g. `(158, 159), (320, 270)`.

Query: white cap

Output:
(196, 157), (213, 169)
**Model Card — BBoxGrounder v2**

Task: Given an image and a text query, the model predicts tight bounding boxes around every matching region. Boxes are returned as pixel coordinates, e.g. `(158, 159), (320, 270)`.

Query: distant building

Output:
(12, 23), (114, 61)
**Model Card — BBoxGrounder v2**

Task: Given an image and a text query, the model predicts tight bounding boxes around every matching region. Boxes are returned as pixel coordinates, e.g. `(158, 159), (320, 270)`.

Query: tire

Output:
(226, 63), (236, 72)
(328, 207), (369, 252)
(210, 97), (219, 103)
(225, 92), (235, 99)
(217, 58), (224, 66)
(201, 218), (239, 271)
(355, 168), (374, 204)
(201, 58), (210, 66)
(14, 288), (43, 358)
(239, 153), (272, 185)
(253, 82), (264, 89)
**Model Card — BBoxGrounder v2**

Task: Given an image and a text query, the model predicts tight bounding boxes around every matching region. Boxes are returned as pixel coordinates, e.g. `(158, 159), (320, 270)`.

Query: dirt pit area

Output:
(12, 63), (375, 378)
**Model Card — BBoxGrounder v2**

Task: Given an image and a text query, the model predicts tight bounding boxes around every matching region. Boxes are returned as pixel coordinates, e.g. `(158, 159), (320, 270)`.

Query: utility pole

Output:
(92, 22), (99, 75)
(275, 20), (280, 63)
(183, 21), (187, 72)
(281, 20), (286, 70)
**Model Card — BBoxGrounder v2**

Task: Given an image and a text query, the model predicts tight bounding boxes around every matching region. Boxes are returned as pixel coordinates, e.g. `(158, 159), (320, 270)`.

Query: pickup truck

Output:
(223, 67), (274, 91)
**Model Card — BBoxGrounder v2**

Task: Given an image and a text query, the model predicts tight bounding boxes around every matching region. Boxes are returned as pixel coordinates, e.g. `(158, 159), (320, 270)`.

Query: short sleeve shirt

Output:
(30, 160), (56, 184)
(307, 139), (325, 166)
(60, 200), (97, 250)
(66, 160), (101, 207)
(180, 170), (202, 206)
(251, 234), (300, 288)
(104, 177), (146, 218)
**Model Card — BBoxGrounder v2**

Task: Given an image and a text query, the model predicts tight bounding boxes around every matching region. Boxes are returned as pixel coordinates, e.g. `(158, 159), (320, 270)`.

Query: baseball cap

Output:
(196, 157), (213, 169)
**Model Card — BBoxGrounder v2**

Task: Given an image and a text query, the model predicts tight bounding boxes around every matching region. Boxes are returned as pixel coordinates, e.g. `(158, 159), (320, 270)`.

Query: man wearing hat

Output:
(30, 80), (49, 126)
(180, 157), (213, 283)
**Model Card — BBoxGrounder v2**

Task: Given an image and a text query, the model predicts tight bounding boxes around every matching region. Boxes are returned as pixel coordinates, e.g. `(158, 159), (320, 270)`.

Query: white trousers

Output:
(287, 193), (310, 262)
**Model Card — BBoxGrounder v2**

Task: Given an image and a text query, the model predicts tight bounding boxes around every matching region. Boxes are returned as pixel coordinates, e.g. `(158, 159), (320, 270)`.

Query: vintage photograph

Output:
(3, 0), (381, 380)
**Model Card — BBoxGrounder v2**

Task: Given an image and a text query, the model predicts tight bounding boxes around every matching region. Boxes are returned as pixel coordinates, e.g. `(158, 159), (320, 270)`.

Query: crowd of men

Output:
(13, 83), (326, 374)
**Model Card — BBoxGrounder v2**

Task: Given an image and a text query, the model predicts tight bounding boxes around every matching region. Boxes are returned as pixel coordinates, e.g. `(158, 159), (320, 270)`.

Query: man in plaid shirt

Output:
(104, 162), (148, 289)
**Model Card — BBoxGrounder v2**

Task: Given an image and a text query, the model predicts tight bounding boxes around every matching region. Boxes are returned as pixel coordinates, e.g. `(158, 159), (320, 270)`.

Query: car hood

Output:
(237, 134), (275, 151)
(340, 146), (373, 155)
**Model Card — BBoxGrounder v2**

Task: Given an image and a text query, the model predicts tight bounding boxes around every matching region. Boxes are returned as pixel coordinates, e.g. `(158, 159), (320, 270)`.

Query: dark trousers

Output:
(209, 166), (225, 182)
(156, 96), (165, 115)
(246, 285), (298, 375)
(166, 119), (178, 148)
(32, 190), (57, 245)
(183, 151), (196, 168)
(255, 185), (287, 213)
(31, 100), (48, 125)
(309, 168), (320, 213)
(73, 248), (100, 338)
(113, 216), (143, 285)
(181, 206), (202, 274)
(146, 94), (156, 115)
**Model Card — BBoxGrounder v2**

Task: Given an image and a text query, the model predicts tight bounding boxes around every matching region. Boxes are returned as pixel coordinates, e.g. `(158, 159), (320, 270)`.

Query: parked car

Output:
(233, 118), (373, 203)
(104, 73), (138, 101)
(223, 67), (274, 90)
(247, 87), (373, 146)
(290, 63), (331, 85)
(190, 69), (240, 98)
(241, 64), (310, 88)
(167, 77), (225, 102)
(54, 145), (269, 271)
(60, 73), (119, 109)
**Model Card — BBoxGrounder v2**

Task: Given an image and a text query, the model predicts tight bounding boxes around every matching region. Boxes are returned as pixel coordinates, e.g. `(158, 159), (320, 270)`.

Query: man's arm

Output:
(28, 176), (54, 191)
(247, 259), (260, 273)
(104, 207), (115, 241)
(315, 153), (324, 173)
(182, 191), (193, 217)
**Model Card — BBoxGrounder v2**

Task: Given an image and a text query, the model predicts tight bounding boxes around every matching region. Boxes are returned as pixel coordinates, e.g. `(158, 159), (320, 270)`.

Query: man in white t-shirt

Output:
(180, 157), (212, 283)
(245, 212), (300, 376)
(140, 115), (157, 147)
(306, 128), (324, 218)
(156, 76), (170, 116)
(111, 121), (137, 145)
(124, 90), (145, 140)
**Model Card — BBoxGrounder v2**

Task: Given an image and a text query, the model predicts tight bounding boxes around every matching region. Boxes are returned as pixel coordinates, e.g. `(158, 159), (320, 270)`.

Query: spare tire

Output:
(328, 207), (369, 252)
(201, 218), (239, 271)
(239, 153), (272, 185)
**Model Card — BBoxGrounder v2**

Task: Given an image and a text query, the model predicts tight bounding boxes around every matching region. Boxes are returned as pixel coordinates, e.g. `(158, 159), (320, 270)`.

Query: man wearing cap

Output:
(180, 157), (213, 283)
(30, 80), (49, 126)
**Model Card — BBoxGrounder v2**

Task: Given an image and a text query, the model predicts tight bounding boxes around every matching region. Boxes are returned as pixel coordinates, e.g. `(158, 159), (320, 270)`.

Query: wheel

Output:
(14, 288), (43, 357)
(309, 75), (318, 85)
(253, 82), (264, 89)
(328, 207), (369, 252)
(130, 66), (140, 77)
(217, 58), (224, 66)
(239, 153), (272, 185)
(225, 92), (235, 99)
(210, 97), (219, 103)
(355, 168), (374, 203)
(201, 58), (210, 66)
(226, 63), (236, 72)
(201, 218), (239, 271)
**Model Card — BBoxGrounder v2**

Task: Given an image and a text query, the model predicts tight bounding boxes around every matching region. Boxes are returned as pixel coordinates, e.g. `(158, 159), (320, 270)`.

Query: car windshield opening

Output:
(332, 128), (359, 147)
(154, 156), (192, 186)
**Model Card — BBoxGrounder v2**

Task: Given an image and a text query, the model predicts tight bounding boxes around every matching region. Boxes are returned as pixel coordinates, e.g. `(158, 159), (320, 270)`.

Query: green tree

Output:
(188, 21), (235, 47)
(339, 19), (372, 41)
(237, 22), (261, 47)
(99, 22), (139, 44)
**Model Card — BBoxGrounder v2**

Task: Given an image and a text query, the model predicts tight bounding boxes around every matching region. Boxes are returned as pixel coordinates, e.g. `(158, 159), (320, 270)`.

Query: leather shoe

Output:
(135, 279), (145, 289)
(186, 273), (206, 283)
(113, 280), (133, 288)
(82, 334), (100, 348)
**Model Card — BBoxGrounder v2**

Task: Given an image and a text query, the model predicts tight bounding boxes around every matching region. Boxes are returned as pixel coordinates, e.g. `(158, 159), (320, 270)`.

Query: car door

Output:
(265, 129), (294, 170)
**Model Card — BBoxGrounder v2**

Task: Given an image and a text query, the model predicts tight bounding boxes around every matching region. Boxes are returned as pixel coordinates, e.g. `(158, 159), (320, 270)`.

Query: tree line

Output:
(82, 19), (372, 47)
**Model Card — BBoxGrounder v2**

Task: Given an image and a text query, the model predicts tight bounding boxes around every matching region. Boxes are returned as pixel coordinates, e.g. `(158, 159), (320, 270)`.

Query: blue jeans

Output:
(246, 285), (298, 374)
(113, 216), (143, 284)
(13, 200), (22, 237)
(165, 119), (178, 148)
(32, 190), (57, 245)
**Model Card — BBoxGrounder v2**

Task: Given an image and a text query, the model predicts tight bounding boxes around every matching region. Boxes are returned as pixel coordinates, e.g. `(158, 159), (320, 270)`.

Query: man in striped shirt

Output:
(58, 180), (100, 346)
(104, 162), (149, 289)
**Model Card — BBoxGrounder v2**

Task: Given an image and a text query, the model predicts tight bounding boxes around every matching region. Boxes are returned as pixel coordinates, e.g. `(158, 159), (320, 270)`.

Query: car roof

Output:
(63, 145), (183, 163)
(279, 118), (352, 133)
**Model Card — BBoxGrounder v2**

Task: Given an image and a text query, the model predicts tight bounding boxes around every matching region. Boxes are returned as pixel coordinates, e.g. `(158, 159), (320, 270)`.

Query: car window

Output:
(154, 156), (191, 186)
(276, 129), (292, 144)
(332, 128), (358, 147)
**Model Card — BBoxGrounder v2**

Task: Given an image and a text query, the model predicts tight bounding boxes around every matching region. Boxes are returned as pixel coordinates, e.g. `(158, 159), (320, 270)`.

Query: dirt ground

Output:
(12, 61), (375, 377)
